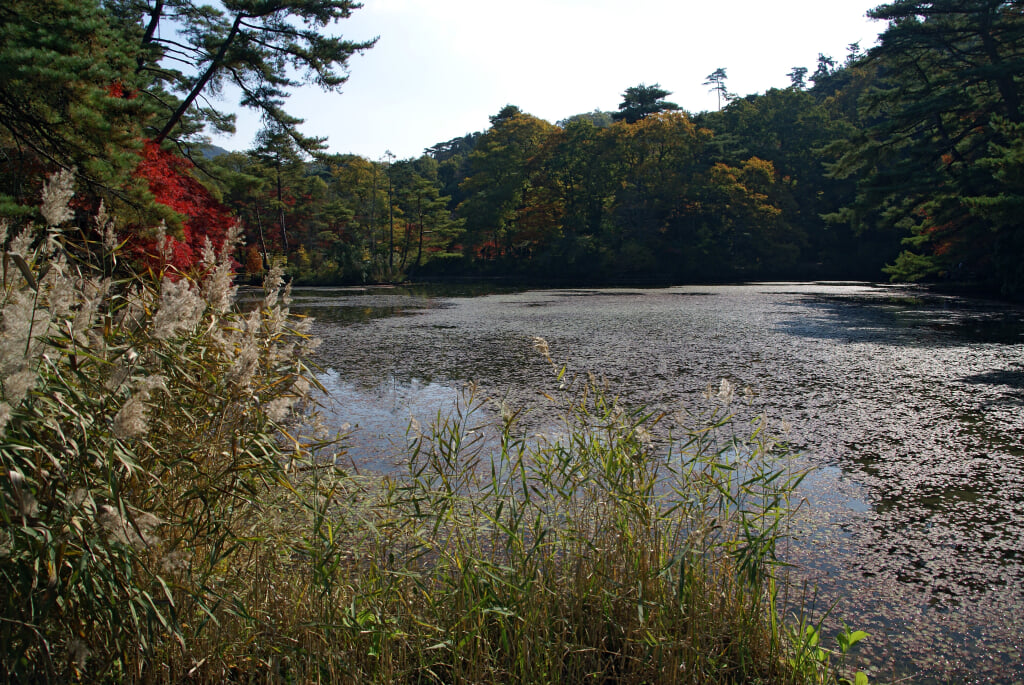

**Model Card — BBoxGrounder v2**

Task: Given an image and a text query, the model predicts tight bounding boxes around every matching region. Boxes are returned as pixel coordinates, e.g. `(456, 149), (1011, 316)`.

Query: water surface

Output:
(299, 282), (1024, 683)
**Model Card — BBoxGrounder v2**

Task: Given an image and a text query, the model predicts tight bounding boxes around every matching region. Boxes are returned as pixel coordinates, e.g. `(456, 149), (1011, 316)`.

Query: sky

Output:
(209, 0), (887, 161)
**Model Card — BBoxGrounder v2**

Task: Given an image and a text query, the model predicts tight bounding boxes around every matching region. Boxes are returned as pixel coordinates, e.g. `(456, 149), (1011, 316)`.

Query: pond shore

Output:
(302, 282), (1024, 683)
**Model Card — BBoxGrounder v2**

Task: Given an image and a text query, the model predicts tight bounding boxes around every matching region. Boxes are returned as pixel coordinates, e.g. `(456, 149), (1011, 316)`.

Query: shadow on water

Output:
(961, 363), (1024, 401)
(773, 290), (1024, 347)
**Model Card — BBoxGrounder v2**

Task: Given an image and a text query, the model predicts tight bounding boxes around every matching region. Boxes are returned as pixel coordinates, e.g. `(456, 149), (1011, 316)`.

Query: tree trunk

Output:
(387, 170), (394, 273)
(978, 3), (1023, 123)
(414, 221), (425, 271)
(153, 13), (243, 143)
(276, 165), (289, 254)
(254, 204), (270, 271)
(136, 0), (164, 73)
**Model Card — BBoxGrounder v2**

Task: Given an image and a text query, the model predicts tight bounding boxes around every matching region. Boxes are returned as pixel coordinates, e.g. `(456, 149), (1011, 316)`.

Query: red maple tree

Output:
(134, 141), (235, 270)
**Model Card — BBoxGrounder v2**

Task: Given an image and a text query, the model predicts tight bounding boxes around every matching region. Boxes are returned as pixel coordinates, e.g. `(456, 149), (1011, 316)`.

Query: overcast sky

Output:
(209, 0), (887, 160)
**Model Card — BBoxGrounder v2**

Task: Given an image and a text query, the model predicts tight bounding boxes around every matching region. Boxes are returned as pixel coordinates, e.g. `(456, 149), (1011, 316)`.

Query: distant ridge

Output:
(197, 143), (230, 159)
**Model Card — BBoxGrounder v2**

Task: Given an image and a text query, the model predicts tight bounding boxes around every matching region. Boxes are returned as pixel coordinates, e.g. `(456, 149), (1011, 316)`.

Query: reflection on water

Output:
(301, 282), (1024, 684)
(316, 370), (470, 468)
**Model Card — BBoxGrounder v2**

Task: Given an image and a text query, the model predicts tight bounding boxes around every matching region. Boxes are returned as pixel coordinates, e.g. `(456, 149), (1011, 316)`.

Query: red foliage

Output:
(924, 219), (959, 257)
(107, 81), (129, 99)
(474, 239), (502, 260)
(134, 141), (236, 270)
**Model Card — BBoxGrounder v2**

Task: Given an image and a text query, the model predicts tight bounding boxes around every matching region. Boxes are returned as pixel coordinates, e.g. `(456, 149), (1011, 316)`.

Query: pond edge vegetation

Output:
(1, 176), (870, 683)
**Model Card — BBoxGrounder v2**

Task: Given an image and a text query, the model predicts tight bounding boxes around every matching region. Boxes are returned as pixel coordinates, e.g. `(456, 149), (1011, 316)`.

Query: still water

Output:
(295, 282), (1024, 683)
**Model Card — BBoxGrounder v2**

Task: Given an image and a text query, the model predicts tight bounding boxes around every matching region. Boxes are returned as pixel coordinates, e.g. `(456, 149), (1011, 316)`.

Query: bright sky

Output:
(210, 0), (887, 160)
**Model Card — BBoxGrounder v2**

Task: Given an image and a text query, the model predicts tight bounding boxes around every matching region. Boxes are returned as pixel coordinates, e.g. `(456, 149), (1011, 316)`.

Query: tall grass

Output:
(1, 173), (866, 683)
(266, 375), (809, 684)
(1, 171), (318, 681)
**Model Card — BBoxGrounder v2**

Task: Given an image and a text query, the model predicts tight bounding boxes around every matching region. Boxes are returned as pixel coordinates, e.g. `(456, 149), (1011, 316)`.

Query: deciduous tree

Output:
(458, 107), (557, 260)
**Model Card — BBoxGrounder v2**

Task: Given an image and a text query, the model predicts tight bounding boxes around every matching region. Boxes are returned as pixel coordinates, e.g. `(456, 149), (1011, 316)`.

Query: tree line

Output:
(2, 0), (1022, 295)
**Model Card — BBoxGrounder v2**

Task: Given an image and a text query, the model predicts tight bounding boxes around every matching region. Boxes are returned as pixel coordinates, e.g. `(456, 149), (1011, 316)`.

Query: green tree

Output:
(612, 84), (680, 124)
(698, 157), (800, 276)
(697, 85), (894, 278)
(604, 112), (711, 276)
(322, 153), (388, 280)
(964, 116), (1024, 293)
(704, 68), (730, 111)
(458, 107), (558, 261)
(809, 54), (838, 88)
(787, 67), (809, 90)
(391, 157), (464, 274)
(2, 0), (374, 259)
(542, 118), (618, 273)
(832, 0), (1024, 293)
(252, 123), (310, 255)
(558, 110), (615, 128)
(425, 132), (480, 209)
(0, 0), (149, 216)
(108, 0), (375, 149)
(209, 149), (273, 271)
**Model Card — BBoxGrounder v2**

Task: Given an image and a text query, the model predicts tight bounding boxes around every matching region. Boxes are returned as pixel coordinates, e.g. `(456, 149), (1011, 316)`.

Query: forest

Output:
(2, 1), (1023, 681)
(2, 0), (1023, 296)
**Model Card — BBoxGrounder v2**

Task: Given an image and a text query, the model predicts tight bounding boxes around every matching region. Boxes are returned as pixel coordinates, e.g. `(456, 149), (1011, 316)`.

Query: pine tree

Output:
(612, 84), (680, 124)
(0, 0), (148, 216)
(832, 0), (1024, 294)
(110, 0), (376, 150)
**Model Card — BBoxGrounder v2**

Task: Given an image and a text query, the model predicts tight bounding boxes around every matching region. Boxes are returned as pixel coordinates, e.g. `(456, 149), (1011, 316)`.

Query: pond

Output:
(294, 282), (1024, 684)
